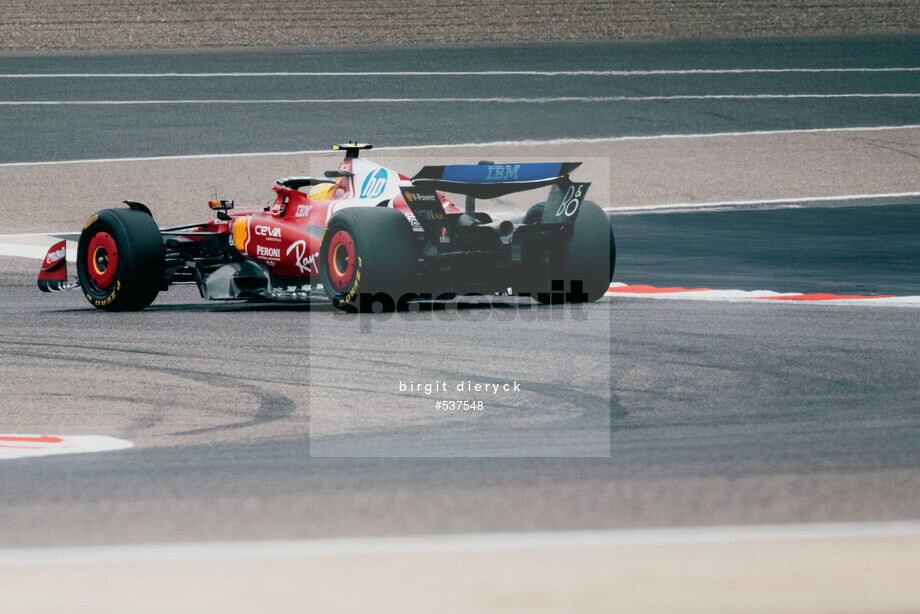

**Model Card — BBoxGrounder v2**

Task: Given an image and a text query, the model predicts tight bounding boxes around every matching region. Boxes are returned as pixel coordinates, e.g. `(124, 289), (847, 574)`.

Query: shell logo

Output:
(45, 247), (66, 265)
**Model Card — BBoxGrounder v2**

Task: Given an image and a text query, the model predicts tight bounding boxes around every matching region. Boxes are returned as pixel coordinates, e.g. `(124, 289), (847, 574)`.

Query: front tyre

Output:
(319, 207), (417, 312)
(77, 208), (164, 311)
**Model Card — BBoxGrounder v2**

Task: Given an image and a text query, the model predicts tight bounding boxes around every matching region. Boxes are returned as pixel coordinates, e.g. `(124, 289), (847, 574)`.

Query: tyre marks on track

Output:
(0, 338), (301, 445)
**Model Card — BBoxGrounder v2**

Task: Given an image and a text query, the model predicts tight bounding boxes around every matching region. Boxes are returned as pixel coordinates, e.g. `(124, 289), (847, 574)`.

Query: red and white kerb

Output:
(0, 434), (133, 460)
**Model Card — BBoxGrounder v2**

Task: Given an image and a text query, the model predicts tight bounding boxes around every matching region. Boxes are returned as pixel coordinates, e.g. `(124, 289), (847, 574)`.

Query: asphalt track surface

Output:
(615, 202), (920, 295)
(1, 37), (919, 570)
(2, 37), (920, 163)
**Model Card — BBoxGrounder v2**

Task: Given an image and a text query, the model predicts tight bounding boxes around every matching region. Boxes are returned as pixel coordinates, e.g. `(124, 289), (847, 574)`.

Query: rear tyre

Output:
(536, 200), (615, 304)
(319, 207), (417, 312)
(77, 208), (164, 311)
(523, 202), (545, 225)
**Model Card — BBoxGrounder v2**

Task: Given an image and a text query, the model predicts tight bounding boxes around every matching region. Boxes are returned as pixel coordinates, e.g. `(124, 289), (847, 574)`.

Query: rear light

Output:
(232, 217), (249, 252)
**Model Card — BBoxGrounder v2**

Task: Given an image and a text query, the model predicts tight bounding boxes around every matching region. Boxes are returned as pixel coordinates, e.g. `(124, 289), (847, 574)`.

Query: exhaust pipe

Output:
(482, 220), (514, 237)
(456, 213), (513, 238)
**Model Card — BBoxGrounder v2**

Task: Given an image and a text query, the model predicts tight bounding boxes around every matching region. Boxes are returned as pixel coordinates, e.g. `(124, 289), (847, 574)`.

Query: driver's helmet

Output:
(308, 182), (335, 200)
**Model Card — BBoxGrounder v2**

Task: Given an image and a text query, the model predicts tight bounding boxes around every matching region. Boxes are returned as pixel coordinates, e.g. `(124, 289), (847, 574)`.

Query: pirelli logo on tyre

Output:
(93, 280), (121, 307)
(83, 214), (98, 230)
(343, 256), (363, 304)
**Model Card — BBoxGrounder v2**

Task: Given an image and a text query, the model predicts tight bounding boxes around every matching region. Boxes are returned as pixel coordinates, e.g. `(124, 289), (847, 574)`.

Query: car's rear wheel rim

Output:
(327, 230), (356, 292)
(86, 231), (118, 290)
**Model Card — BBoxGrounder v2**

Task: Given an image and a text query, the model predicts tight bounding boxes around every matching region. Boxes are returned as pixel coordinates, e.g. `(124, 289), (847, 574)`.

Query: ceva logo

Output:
(254, 225), (281, 238)
(360, 168), (388, 199)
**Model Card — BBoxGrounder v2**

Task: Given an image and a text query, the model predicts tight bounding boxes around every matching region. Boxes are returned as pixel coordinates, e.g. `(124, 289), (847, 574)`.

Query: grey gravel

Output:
(1, 0), (919, 52)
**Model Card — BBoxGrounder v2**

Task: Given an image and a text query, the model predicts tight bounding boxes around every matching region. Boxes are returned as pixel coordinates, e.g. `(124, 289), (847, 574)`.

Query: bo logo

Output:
(556, 184), (583, 217)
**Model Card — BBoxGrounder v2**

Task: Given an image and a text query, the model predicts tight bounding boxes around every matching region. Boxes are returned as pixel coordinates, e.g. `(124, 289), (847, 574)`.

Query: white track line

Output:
(1, 520), (918, 566)
(3, 93), (920, 106)
(1, 124), (919, 168)
(2, 68), (919, 78)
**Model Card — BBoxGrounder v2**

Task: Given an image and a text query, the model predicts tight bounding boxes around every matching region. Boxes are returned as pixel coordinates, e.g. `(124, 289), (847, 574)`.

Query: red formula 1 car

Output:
(39, 143), (615, 312)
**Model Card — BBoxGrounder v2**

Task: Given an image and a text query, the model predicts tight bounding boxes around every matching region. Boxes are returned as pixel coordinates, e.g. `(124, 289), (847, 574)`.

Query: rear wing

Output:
(412, 162), (581, 199)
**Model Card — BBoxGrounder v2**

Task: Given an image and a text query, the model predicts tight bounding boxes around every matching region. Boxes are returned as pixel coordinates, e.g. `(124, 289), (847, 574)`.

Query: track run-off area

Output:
(1, 38), (919, 613)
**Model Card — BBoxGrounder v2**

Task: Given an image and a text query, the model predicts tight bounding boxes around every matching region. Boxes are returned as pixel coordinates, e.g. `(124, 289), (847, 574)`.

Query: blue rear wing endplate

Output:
(412, 162), (582, 199)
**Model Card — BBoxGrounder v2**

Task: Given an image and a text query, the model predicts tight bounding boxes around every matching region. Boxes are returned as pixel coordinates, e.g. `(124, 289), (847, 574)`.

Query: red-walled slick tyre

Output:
(77, 208), (164, 311)
(319, 207), (416, 312)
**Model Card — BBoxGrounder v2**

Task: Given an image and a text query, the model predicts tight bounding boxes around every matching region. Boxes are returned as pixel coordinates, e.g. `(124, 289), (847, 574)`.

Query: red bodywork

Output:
(190, 157), (460, 281)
